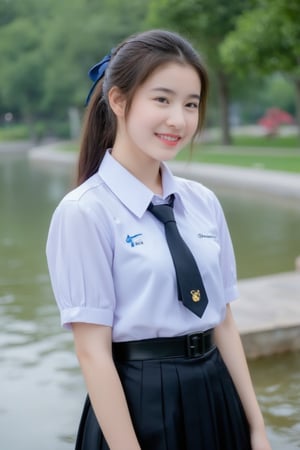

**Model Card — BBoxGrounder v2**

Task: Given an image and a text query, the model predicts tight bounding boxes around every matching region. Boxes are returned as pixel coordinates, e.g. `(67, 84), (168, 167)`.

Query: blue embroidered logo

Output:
(126, 233), (143, 247)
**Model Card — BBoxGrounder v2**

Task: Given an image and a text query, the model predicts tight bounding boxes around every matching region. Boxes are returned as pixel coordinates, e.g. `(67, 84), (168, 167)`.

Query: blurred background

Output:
(0, 0), (299, 449)
(0, 0), (299, 143)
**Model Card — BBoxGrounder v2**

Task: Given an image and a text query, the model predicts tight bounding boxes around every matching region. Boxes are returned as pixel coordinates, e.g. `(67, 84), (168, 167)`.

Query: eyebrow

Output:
(150, 87), (201, 100)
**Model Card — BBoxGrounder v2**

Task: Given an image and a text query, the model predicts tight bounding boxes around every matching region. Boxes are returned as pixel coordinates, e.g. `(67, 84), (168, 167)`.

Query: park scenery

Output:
(0, 2), (300, 450)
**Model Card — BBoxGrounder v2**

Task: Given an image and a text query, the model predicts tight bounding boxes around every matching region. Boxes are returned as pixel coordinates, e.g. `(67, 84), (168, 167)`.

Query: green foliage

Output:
(39, 0), (148, 117)
(0, 0), (149, 137)
(220, 0), (300, 77)
(0, 124), (30, 141)
(0, 17), (45, 113)
(260, 75), (295, 114)
(0, 0), (298, 139)
(146, 0), (251, 67)
(220, 0), (300, 131)
(230, 74), (296, 123)
(0, 0), (17, 26)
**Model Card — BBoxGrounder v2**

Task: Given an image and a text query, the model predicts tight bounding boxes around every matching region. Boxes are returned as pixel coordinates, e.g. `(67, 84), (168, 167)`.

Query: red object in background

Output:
(258, 108), (294, 135)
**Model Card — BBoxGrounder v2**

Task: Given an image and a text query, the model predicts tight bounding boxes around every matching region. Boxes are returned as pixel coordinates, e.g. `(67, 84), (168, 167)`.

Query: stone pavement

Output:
(28, 145), (300, 358)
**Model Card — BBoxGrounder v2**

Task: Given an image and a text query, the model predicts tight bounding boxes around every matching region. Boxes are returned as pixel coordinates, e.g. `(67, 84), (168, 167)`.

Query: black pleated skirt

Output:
(75, 347), (251, 450)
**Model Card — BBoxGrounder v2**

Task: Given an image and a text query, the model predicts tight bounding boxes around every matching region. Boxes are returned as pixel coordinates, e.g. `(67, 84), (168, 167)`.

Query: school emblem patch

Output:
(190, 289), (201, 302)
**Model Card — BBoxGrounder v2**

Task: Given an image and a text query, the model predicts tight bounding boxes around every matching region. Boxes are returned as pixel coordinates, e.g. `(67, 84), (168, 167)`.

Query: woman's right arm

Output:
(72, 323), (141, 450)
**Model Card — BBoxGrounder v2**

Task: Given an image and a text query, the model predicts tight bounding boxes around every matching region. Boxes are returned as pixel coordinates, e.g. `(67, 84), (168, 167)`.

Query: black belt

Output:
(112, 329), (215, 361)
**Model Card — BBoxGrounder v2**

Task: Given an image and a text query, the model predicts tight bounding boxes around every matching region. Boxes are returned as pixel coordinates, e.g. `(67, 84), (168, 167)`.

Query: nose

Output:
(166, 105), (185, 129)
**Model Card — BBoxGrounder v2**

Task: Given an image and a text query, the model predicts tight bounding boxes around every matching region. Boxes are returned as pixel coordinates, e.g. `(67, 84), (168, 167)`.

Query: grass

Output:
(229, 134), (299, 149)
(0, 124), (30, 141)
(177, 144), (300, 173)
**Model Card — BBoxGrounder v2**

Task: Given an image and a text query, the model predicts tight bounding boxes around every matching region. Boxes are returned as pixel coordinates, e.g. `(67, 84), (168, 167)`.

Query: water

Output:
(249, 353), (300, 449)
(0, 153), (299, 449)
(219, 188), (300, 280)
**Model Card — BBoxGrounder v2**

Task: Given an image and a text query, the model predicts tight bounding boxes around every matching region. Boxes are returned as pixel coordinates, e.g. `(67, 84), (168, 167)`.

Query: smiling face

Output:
(112, 62), (201, 168)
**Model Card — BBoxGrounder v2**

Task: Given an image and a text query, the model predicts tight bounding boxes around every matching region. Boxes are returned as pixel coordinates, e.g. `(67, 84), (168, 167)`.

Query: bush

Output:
(0, 120), (71, 142)
(0, 124), (30, 141)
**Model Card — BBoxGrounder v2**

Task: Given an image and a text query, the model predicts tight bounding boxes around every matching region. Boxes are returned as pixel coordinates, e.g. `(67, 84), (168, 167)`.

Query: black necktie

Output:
(148, 195), (208, 317)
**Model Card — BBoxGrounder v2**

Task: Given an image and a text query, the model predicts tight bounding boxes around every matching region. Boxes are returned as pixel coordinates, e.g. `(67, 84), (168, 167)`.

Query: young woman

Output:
(46, 29), (271, 450)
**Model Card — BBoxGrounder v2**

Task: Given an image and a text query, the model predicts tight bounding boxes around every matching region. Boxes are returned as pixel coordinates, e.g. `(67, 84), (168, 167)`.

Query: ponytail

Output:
(77, 81), (116, 185)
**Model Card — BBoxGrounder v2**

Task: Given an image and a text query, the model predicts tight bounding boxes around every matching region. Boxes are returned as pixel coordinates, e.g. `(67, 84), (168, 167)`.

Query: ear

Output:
(108, 86), (126, 117)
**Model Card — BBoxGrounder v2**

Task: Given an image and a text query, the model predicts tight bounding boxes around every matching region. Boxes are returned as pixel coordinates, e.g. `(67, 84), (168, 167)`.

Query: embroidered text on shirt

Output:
(126, 234), (144, 247)
(197, 233), (217, 239)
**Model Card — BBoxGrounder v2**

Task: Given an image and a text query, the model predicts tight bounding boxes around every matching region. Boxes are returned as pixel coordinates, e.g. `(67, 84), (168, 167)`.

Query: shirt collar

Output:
(97, 150), (183, 218)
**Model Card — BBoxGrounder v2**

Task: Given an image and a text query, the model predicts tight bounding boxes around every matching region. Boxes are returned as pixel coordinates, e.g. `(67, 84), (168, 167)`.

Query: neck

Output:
(111, 146), (163, 195)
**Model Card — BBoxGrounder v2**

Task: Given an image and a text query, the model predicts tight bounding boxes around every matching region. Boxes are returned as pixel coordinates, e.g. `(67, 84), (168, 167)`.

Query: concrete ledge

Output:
(233, 272), (300, 358)
(240, 326), (300, 358)
(28, 143), (77, 166)
(0, 141), (33, 153)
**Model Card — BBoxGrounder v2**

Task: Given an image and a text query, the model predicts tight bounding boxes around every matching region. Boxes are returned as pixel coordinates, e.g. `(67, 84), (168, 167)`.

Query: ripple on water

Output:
(0, 293), (15, 304)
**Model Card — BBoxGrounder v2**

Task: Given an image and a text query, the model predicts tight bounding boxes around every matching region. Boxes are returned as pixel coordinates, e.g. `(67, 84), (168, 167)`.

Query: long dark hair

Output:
(77, 29), (209, 185)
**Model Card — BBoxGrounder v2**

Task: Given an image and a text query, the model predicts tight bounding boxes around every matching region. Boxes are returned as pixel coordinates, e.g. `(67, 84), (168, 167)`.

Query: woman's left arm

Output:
(214, 304), (272, 450)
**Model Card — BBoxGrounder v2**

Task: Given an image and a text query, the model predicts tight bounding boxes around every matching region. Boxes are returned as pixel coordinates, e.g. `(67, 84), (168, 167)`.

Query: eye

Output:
(155, 97), (169, 104)
(186, 102), (199, 109)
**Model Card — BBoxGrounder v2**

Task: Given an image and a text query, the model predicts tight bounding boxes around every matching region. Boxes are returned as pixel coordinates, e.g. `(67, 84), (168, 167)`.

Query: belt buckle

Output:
(186, 332), (204, 358)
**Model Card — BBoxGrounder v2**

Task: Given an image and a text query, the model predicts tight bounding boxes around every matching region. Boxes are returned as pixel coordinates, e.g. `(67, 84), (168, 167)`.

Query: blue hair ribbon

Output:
(85, 52), (112, 105)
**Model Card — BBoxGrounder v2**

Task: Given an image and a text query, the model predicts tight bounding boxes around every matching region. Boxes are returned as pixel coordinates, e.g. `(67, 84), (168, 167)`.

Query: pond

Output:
(0, 152), (299, 449)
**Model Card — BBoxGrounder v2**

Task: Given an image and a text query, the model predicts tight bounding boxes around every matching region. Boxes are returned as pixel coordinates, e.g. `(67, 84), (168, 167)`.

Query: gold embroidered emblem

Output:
(190, 290), (201, 302)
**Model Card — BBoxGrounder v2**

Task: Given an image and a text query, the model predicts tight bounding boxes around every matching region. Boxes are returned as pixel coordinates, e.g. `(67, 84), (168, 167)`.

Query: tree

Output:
(220, 0), (300, 135)
(42, 0), (150, 111)
(0, 0), (57, 137)
(0, 0), (149, 138)
(146, 0), (251, 144)
(0, 17), (47, 137)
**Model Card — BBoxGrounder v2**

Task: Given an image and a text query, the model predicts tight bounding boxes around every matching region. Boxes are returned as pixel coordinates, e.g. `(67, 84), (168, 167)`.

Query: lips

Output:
(155, 133), (181, 145)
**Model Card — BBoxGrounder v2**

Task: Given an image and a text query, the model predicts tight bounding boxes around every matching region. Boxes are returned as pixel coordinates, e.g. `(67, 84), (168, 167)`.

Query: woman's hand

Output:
(250, 426), (272, 450)
(214, 306), (272, 450)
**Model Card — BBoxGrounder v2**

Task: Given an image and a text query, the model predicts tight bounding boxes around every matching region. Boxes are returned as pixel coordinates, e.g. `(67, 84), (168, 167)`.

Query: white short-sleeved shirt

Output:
(46, 150), (238, 341)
